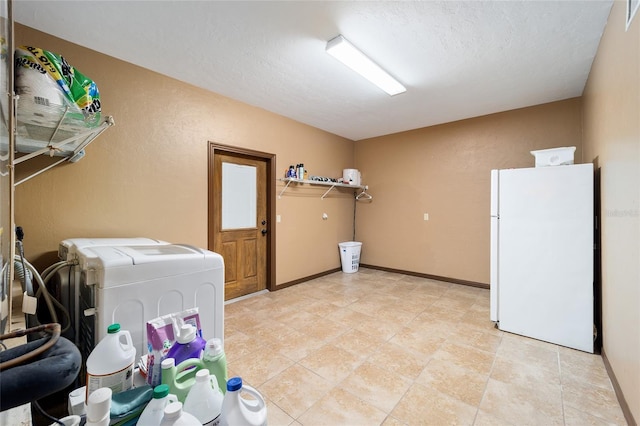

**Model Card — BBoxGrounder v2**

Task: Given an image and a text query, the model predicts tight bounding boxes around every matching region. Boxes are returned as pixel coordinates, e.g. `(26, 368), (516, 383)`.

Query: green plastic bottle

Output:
(202, 338), (228, 394)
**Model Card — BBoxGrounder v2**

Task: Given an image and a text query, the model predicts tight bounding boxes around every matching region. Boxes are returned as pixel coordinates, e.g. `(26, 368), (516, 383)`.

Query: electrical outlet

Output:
(424, 213), (429, 221)
(276, 215), (281, 223)
(322, 213), (328, 220)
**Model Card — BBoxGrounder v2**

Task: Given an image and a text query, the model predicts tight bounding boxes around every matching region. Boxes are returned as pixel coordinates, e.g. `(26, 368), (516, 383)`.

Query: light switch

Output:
(276, 215), (281, 223)
(322, 213), (328, 220)
(424, 213), (429, 221)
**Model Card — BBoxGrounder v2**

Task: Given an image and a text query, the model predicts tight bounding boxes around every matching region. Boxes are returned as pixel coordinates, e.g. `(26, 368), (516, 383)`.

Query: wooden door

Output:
(211, 151), (268, 300)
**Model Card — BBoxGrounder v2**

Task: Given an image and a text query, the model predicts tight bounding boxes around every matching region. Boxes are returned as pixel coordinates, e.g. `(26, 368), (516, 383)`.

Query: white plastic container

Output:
(183, 369), (224, 425)
(338, 242), (362, 273)
(342, 169), (361, 185)
(220, 377), (267, 426)
(85, 387), (112, 426)
(202, 338), (228, 395)
(159, 402), (201, 426)
(137, 384), (178, 426)
(530, 146), (576, 167)
(85, 323), (136, 400)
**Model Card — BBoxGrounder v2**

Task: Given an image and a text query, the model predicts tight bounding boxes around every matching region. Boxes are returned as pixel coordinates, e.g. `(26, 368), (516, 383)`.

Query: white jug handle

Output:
(119, 330), (134, 351)
(239, 385), (266, 413)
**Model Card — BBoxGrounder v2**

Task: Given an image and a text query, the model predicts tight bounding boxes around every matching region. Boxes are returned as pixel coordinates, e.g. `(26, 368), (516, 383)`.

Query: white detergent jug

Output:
(219, 377), (267, 426)
(159, 402), (200, 426)
(183, 369), (224, 425)
(137, 384), (178, 425)
(86, 323), (136, 401)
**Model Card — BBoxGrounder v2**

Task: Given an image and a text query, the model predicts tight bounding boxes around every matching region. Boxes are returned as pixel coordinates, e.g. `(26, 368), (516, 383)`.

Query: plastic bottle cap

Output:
(86, 387), (112, 422)
(176, 324), (196, 344)
(206, 338), (223, 356)
(161, 358), (175, 369)
(107, 323), (120, 334)
(163, 402), (182, 419)
(153, 384), (170, 399)
(227, 377), (242, 392)
(195, 368), (210, 382)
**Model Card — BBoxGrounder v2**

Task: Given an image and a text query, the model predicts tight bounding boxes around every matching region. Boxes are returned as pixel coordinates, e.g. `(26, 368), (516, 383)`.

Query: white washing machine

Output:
(74, 243), (224, 363)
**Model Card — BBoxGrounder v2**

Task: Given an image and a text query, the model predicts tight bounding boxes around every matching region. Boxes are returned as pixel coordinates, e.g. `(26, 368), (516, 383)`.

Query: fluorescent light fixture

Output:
(326, 35), (406, 96)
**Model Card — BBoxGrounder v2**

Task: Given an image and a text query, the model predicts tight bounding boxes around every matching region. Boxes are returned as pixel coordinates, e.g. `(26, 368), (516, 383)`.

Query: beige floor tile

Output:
(473, 410), (516, 426)
(297, 386), (388, 425)
(559, 348), (613, 389)
(228, 350), (295, 387)
(266, 399), (296, 426)
(490, 356), (561, 388)
(431, 293), (478, 311)
(223, 269), (626, 425)
(479, 378), (564, 425)
(242, 318), (297, 341)
(303, 299), (344, 317)
(330, 306), (375, 327)
(496, 333), (560, 373)
(353, 313), (407, 340)
(389, 326), (447, 358)
(432, 341), (495, 376)
(391, 382), (477, 425)
(366, 341), (432, 380)
(380, 415), (406, 426)
(299, 317), (351, 342)
(224, 330), (267, 362)
(416, 357), (489, 407)
(331, 328), (386, 360)
(562, 374), (627, 425)
(273, 309), (322, 329)
(563, 405), (624, 426)
(260, 364), (333, 420)
(270, 329), (326, 362)
(341, 361), (413, 413)
(299, 343), (364, 382)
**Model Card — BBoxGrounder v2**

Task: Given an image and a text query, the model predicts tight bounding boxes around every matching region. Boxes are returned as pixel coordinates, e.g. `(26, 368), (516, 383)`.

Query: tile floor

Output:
(225, 268), (627, 426)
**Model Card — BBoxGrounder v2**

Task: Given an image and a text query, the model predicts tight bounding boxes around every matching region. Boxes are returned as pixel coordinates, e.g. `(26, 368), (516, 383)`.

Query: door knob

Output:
(261, 220), (267, 225)
(261, 229), (268, 235)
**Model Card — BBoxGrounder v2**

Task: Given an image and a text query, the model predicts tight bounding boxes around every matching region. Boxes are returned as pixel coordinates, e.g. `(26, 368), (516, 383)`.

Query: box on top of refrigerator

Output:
(530, 146), (576, 167)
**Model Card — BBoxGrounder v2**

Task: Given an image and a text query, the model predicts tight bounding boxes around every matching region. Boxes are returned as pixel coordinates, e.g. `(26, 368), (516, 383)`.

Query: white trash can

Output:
(338, 241), (362, 273)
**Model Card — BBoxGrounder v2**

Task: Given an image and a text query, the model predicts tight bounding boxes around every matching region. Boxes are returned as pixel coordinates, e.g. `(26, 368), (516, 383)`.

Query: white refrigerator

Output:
(490, 163), (594, 353)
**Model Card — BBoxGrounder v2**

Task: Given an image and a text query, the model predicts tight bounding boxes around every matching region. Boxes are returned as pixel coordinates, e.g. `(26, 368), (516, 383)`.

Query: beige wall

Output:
(354, 98), (583, 283)
(582, 0), (639, 422)
(14, 24), (355, 285)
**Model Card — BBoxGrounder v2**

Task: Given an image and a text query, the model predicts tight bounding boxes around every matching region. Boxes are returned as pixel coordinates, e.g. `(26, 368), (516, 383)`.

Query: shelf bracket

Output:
(321, 184), (337, 199)
(278, 178), (294, 199)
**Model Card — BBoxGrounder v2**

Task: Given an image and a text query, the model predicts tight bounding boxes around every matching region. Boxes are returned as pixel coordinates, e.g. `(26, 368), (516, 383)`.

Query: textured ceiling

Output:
(13, 1), (613, 141)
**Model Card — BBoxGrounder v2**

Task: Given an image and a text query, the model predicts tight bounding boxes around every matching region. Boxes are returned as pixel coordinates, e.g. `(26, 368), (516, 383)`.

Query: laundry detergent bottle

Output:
(166, 323), (206, 366)
(202, 338), (228, 394)
(183, 369), (224, 425)
(220, 377), (267, 426)
(159, 402), (200, 426)
(137, 384), (178, 425)
(85, 323), (136, 400)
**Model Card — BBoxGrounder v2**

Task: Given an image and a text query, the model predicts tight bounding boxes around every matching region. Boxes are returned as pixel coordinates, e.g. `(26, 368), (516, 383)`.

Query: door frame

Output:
(208, 142), (276, 292)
